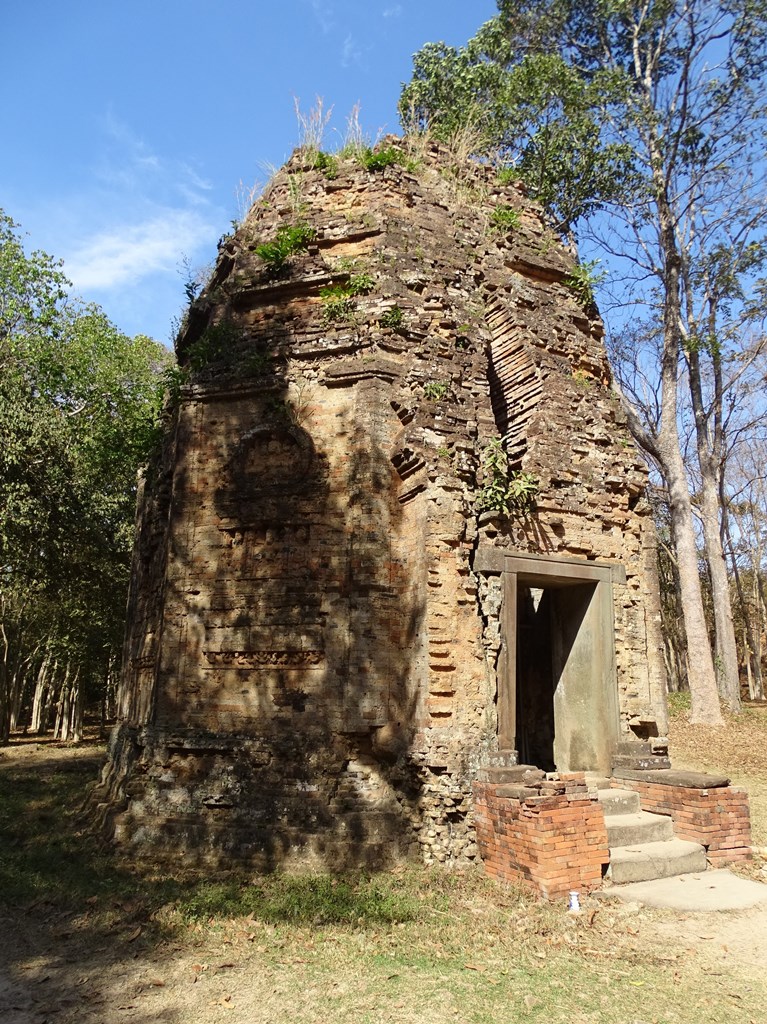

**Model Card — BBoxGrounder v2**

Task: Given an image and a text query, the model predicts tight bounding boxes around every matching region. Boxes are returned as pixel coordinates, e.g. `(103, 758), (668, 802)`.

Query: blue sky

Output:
(2, 1), (497, 345)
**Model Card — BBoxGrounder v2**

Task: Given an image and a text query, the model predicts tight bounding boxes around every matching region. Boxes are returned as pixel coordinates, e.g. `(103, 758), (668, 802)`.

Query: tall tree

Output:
(0, 211), (170, 742)
(401, 0), (767, 724)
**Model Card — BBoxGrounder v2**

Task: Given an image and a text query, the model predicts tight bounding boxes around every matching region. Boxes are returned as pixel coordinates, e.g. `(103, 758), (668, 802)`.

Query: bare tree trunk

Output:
(69, 670), (82, 743)
(30, 653), (51, 734)
(698, 477), (740, 709)
(662, 450), (723, 724)
(723, 504), (763, 700)
(0, 622), (10, 745)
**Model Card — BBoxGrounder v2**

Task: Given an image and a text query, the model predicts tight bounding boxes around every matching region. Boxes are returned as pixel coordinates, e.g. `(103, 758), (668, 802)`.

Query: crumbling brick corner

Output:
(612, 773), (752, 866)
(473, 773), (610, 899)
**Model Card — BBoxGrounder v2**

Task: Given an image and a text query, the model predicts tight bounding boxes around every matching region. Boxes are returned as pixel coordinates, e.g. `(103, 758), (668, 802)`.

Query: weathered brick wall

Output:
(91, 139), (668, 869)
(615, 778), (752, 864)
(473, 774), (610, 899)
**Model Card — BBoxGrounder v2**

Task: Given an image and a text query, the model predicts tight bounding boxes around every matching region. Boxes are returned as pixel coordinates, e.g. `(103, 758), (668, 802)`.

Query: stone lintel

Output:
(473, 544), (627, 584)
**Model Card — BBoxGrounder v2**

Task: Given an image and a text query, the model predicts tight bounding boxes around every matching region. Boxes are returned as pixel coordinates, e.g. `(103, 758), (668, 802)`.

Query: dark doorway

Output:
(516, 581), (599, 771)
(475, 549), (623, 776)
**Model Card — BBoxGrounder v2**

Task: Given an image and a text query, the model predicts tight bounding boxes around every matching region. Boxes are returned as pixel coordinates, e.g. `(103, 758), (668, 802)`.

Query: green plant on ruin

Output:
(265, 379), (314, 426)
(320, 272), (375, 324)
(423, 380), (450, 401)
(563, 259), (604, 308)
(496, 167), (517, 186)
(186, 320), (243, 371)
(379, 305), (404, 329)
(313, 151), (339, 179)
(437, 445), (452, 460)
(359, 146), (401, 172)
(255, 223), (316, 273)
(320, 289), (357, 324)
(490, 204), (521, 232)
(243, 348), (275, 377)
(475, 438), (538, 515)
(572, 368), (593, 389)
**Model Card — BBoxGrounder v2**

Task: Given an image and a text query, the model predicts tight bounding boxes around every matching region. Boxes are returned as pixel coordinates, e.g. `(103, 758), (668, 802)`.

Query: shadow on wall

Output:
(94, 361), (427, 872)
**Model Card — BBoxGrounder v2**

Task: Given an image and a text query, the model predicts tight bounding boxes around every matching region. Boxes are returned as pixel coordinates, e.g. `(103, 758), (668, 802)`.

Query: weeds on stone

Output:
(475, 438), (538, 515)
(320, 272), (375, 324)
(255, 223), (316, 273)
(313, 150), (339, 179)
(186, 320), (243, 371)
(563, 259), (604, 307)
(379, 305), (404, 329)
(490, 204), (521, 232)
(423, 380), (450, 401)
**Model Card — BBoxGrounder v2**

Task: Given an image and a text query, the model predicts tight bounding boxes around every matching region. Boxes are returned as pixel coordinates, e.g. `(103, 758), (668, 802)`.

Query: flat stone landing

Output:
(607, 869), (767, 911)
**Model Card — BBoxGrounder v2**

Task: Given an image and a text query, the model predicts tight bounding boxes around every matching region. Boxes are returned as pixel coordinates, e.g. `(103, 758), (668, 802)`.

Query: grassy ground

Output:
(0, 728), (766, 1024)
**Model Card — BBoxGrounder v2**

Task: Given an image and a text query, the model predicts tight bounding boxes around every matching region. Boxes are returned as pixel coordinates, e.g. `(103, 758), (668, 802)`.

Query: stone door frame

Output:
(475, 547), (625, 774)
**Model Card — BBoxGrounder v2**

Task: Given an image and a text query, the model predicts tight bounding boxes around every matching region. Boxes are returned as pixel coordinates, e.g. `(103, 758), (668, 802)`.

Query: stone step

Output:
(476, 763), (543, 784)
(608, 839), (707, 884)
(481, 750), (523, 770)
(597, 788), (641, 816)
(605, 809), (675, 846)
(585, 773), (613, 791)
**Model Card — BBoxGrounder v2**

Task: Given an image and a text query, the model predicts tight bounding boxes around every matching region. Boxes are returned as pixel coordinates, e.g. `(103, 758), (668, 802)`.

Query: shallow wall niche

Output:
(475, 548), (623, 776)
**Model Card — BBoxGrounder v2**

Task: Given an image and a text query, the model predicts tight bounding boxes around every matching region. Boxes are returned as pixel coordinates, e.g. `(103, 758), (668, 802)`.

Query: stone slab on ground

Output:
(612, 768), (731, 788)
(607, 869), (767, 911)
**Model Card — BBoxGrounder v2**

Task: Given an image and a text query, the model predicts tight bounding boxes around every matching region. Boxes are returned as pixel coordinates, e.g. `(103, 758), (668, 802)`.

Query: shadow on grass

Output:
(0, 752), (421, 923)
(0, 749), (424, 1021)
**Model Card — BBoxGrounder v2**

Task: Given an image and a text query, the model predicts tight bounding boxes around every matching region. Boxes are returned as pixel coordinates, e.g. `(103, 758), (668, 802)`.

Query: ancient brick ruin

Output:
(90, 139), (748, 887)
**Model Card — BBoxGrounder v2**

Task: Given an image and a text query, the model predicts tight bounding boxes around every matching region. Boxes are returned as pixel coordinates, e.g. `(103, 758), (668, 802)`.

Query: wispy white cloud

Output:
(307, 0), (335, 34)
(65, 209), (215, 291)
(382, 5), (402, 18)
(341, 33), (363, 69)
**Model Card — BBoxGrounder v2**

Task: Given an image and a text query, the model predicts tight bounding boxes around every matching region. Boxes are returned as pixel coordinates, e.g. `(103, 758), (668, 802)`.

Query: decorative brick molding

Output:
(613, 776), (752, 864)
(473, 773), (610, 899)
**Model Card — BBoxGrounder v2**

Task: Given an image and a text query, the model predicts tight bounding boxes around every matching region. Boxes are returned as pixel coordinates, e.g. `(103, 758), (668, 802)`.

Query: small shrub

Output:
(475, 438), (538, 515)
(490, 204), (521, 232)
(320, 285), (357, 324)
(320, 273), (374, 324)
(380, 305), (404, 329)
(346, 271), (374, 295)
(313, 150), (339, 180)
(496, 168), (516, 185)
(359, 146), (401, 172)
(572, 369), (593, 388)
(186, 320), (242, 371)
(255, 223), (316, 273)
(423, 380), (450, 401)
(243, 349), (274, 376)
(563, 259), (604, 307)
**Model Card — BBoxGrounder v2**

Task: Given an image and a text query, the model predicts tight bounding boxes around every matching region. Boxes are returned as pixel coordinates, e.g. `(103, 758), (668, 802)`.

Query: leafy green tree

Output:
(0, 211), (170, 742)
(401, 1), (767, 724)
(399, 22), (636, 239)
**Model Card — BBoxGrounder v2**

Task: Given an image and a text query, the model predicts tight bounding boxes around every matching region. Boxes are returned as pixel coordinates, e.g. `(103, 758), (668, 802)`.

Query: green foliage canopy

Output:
(0, 210), (171, 722)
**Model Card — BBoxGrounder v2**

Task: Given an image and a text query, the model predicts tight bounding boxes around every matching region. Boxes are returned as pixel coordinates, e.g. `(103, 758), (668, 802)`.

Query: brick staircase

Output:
(598, 787), (707, 883)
